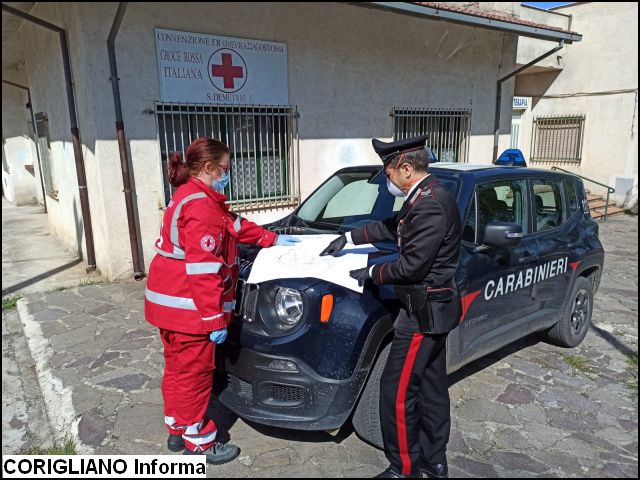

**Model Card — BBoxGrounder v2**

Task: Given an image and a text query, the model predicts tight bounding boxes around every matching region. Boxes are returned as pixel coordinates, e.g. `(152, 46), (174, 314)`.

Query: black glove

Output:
(349, 267), (371, 287)
(319, 234), (347, 257)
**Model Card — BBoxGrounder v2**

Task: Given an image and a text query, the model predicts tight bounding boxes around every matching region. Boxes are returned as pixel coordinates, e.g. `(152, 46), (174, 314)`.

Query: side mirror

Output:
(482, 222), (523, 248)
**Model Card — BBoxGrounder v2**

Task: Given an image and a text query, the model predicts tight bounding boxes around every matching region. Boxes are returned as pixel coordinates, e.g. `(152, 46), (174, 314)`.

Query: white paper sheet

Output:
(247, 234), (378, 293)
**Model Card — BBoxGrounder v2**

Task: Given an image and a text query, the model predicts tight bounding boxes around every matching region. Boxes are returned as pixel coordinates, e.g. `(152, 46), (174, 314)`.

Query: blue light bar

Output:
(496, 149), (527, 167)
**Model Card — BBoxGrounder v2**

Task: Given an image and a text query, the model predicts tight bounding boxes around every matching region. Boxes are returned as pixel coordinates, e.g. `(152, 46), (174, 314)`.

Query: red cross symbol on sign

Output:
(211, 53), (244, 89)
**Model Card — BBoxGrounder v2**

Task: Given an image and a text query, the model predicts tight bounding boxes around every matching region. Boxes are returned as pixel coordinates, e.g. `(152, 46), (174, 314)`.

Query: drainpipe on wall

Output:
(108, 2), (145, 280)
(493, 40), (564, 162)
(2, 3), (97, 271)
(2, 79), (48, 213)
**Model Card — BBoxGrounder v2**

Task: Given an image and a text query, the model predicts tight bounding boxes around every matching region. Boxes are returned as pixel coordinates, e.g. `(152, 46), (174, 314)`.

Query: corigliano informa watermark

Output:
(2, 455), (207, 478)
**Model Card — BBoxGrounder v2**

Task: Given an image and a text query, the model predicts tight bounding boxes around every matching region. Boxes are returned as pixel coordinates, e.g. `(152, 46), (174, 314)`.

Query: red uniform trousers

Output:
(160, 329), (217, 452)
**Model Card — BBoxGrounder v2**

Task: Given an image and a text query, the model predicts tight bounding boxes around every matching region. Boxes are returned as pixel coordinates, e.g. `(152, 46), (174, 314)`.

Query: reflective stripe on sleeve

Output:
(170, 192), (207, 247)
(233, 216), (242, 232)
(145, 288), (197, 310)
(156, 246), (185, 260)
(186, 262), (222, 275)
(202, 313), (224, 321)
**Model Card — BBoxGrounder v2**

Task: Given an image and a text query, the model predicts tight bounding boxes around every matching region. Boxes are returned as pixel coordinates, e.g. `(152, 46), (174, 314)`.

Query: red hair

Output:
(167, 137), (230, 188)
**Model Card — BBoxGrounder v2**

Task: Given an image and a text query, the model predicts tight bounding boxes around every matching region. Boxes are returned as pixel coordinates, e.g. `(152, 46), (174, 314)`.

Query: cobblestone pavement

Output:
(7, 214), (638, 477)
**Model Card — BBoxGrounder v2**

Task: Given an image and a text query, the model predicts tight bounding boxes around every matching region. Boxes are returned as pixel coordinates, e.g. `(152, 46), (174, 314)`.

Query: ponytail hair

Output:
(166, 137), (230, 188)
(168, 151), (190, 188)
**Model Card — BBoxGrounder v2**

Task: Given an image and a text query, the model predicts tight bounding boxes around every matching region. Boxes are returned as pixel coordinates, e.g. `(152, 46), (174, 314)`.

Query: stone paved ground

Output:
(1, 198), (102, 300)
(6, 214), (638, 477)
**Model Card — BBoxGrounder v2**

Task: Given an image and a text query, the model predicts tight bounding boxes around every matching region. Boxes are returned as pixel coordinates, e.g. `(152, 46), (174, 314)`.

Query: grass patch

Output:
(626, 353), (638, 370)
(55, 278), (103, 292)
(2, 295), (22, 311)
(625, 353), (638, 399)
(21, 439), (76, 455)
(77, 278), (103, 287)
(561, 354), (590, 373)
(626, 377), (638, 397)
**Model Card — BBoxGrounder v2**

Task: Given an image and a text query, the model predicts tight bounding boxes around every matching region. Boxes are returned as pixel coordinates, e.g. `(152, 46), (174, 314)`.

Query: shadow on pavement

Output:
(2, 259), (83, 296)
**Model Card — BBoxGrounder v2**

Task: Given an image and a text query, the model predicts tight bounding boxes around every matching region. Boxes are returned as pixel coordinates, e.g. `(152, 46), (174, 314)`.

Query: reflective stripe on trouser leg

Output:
(162, 330), (217, 452)
(182, 418), (217, 450)
(418, 335), (450, 465)
(396, 334), (423, 475)
(379, 330), (425, 476)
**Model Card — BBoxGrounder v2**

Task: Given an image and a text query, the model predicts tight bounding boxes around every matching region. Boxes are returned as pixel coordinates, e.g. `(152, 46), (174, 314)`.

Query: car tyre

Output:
(352, 343), (390, 449)
(546, 275), (593, 348)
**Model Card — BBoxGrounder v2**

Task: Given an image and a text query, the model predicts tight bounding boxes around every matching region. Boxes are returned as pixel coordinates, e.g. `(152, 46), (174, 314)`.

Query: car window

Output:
(462, 193), (477, 243)
(393, 196), (405, 212)
(477, 179), (529, 242)
(323, 180), (379, 218)
(296, 169), (459, 230)
(566, 179), (579, 213)
(533, 179), (566, 232)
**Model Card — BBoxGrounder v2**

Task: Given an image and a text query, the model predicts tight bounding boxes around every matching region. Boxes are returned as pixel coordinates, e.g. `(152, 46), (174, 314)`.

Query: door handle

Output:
(519, 255), (539, 264)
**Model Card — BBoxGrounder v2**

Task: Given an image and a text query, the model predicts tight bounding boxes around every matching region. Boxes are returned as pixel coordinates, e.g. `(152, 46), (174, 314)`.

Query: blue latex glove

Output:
(209, 328), (228, 344)
(275, 235), (302, 246)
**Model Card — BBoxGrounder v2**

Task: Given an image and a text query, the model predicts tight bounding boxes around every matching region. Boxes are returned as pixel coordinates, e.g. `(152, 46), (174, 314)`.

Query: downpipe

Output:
(108, 2), (145, 280)
(493, 40), (564, 162)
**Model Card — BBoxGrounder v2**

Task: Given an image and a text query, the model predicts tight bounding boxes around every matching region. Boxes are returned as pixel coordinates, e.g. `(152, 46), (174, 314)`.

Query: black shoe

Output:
(421, 462), (448, 479)
(167, 434), (184, 452)
(183, 441), (240, 465)
(375, 466), (420, 478)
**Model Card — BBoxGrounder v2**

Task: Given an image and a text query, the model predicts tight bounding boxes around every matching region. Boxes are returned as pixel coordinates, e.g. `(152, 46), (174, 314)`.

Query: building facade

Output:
(2, 2), (580, 279)
(514, 2), (638, 208)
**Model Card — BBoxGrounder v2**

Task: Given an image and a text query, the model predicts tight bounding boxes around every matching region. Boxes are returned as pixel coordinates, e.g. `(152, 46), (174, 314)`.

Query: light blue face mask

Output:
(212, 172), (229, 193)
(386, 178), (405, 197)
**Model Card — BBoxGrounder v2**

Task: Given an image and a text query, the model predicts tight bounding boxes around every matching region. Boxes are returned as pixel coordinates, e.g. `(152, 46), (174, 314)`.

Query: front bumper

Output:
(218, 344), (369, 431)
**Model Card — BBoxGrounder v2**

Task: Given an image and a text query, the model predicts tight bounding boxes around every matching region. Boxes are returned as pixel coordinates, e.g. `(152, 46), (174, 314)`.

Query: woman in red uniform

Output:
(145, 137), (299, 464)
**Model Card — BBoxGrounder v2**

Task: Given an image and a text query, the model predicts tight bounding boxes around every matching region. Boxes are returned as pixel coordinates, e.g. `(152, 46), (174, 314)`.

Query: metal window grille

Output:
(530, 114), (585, 163)
(155, 103), (301, 211)
(392, 108), (471, 163)
(34, 112), (57, 199)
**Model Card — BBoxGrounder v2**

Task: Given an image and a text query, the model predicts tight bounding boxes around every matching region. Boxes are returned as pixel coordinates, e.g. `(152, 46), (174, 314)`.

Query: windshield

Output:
(296, 169), (459, 231)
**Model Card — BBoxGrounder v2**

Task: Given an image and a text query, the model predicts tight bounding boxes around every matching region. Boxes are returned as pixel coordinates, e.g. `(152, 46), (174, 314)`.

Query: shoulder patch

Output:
(200, 235), (216, 252)
(408, 188), (423, 206)
(420, 187), (434, 198)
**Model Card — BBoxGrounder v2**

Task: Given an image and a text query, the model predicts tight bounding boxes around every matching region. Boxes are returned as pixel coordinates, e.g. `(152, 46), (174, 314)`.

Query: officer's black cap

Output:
(372, 135), (432, 167)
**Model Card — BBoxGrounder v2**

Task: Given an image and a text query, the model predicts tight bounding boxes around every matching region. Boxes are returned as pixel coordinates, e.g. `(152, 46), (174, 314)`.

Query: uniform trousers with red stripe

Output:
(160, 329), (218, 452)
(380, 326), (450, 476)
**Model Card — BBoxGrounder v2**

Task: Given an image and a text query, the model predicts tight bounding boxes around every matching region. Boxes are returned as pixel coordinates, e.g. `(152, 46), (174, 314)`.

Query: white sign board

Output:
(513, 96), (529, 110)
(155, 28), (288, 104)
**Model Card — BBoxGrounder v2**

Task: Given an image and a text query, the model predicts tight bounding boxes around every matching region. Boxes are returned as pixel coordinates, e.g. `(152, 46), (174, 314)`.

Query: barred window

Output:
(34, 113), (57, 199)
(156, 103), (300, 211)
(392, 108), (471, 163)
(530, 115), (585, 163)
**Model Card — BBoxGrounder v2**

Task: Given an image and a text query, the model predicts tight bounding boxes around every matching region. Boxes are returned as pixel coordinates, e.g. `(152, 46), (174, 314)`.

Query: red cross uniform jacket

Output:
(145, 177), (277, 335)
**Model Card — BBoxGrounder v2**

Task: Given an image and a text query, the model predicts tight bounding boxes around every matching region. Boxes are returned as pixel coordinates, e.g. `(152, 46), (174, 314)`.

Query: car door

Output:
(530, 177), (574, 318)
(458, 178), (539, 360)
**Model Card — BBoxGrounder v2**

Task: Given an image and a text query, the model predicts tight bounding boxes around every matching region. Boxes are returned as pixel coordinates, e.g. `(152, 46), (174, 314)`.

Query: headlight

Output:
(274, 287), (304, 328)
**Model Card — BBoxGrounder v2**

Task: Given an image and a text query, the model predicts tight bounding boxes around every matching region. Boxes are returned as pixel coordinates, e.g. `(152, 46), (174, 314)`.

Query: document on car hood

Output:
(247, 234), (378, 293)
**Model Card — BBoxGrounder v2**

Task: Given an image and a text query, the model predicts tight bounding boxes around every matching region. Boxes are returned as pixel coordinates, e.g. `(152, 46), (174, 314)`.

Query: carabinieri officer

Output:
(320, 135), (462, 478)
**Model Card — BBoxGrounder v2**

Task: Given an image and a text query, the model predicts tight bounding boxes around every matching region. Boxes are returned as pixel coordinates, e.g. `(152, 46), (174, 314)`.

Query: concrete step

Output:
(592, 206), (627, 218)
(589, 199), (616, 209)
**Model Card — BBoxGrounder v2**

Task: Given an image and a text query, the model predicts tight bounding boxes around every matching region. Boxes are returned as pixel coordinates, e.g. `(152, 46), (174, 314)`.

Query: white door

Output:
(510, 112), (522, 149)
